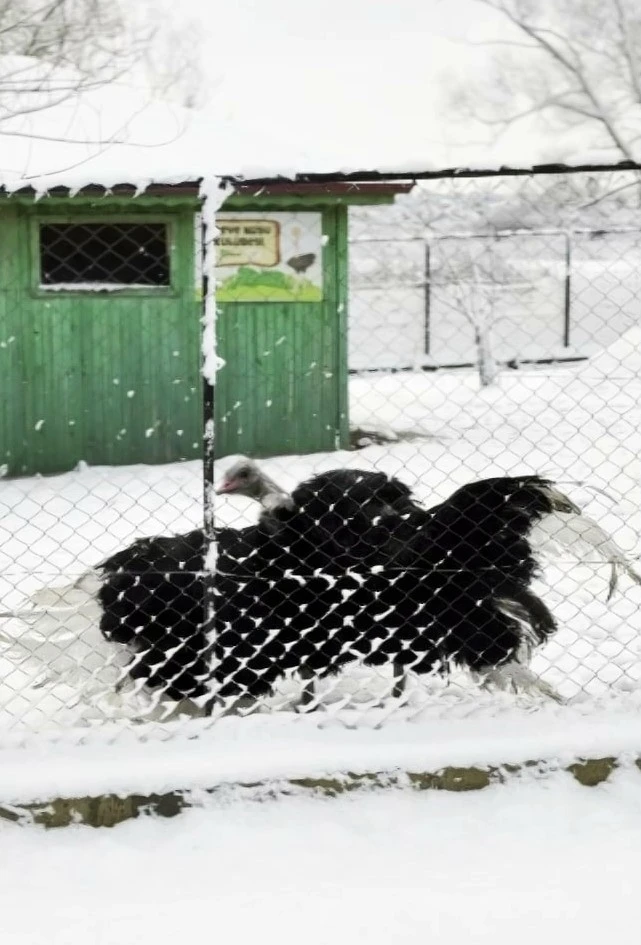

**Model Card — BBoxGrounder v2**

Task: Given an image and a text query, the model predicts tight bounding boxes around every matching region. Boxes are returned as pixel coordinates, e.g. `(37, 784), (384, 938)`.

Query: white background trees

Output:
(0, 0), (201, 126)
(455, 0), (641, 165)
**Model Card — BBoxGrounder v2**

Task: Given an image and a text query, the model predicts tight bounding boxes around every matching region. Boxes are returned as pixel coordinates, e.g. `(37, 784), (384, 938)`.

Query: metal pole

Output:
(563, 232), (571, 347)
(203, 377), (215, 538)
(201, 207), (217, 715)
(424, 241), (431, 356)
(202, 215), (216, 541)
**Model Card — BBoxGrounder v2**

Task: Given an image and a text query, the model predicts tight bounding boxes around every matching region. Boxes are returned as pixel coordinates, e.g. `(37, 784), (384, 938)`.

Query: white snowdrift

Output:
(0, 711), (641, 805)
(2, 770), (641, 945)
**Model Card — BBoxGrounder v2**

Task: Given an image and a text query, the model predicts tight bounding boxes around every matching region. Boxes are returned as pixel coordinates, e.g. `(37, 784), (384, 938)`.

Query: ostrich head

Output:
(215, 458), (292, 510)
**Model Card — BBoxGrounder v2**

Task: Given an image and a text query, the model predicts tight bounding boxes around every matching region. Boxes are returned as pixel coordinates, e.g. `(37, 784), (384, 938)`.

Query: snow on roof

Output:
(0, 54), (635, 195)
(0, 69), (203, 195)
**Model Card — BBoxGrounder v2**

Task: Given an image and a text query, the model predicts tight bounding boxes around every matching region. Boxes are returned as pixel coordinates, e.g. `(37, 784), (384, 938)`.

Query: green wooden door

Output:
(214, 205), (348, 458)
(0, 201), (201, 476)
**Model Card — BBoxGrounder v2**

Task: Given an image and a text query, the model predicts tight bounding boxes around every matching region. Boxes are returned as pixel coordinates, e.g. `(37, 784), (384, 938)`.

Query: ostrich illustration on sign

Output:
(215, 212), (323, 302)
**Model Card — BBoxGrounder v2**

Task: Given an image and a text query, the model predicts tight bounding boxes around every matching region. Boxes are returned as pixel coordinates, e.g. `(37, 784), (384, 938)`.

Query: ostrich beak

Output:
(215, 477), (239, 495)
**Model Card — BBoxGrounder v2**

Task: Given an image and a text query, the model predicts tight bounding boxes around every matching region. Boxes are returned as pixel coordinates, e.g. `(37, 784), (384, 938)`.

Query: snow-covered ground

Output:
(0, 329), (638, 766)
(2, 770), (641, 945)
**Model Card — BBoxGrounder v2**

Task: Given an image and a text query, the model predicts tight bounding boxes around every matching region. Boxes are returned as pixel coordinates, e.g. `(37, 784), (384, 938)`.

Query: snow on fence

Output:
(0, 171), (640, 762)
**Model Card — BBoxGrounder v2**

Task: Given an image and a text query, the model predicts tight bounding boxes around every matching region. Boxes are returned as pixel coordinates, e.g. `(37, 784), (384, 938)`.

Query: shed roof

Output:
(1, 180), (415, 200)
(0, 55), (637, 195)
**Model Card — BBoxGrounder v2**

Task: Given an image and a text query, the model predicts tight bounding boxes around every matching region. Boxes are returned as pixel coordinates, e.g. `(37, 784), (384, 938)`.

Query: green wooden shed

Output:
(0, 180), (411, 476)
(0, 185), (202, 477)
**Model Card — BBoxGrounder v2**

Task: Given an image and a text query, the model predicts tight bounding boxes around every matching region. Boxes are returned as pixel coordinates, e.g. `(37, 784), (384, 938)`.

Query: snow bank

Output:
(3, 770), (641, 945)
(1, 711), (641, 805)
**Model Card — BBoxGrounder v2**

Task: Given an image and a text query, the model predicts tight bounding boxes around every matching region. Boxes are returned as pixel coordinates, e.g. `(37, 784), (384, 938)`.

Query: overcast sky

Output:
(160, 0), (510, 119)
(141, 0), (616, 174)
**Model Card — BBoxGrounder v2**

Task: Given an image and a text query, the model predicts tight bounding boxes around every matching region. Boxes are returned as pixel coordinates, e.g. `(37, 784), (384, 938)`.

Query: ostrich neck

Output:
(256, 473), (289, 505)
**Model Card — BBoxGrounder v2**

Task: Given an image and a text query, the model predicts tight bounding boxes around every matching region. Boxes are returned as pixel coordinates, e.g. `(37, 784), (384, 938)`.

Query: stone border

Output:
(0, 755), (633, 828)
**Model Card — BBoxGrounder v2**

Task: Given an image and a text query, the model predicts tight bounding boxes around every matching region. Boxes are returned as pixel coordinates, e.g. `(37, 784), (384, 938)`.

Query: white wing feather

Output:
(529, 510), (641, 600)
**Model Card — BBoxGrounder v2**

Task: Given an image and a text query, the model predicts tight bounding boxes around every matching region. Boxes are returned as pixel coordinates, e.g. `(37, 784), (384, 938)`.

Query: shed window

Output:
(39, 222), (170, 288)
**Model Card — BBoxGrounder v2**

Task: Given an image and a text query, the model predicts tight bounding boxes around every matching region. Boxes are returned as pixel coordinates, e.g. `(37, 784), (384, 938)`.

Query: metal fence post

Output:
(424, 240), (431, 356)
(201, 209), (217, 715)
(563, 231), (572, 348)
(202, 214), (216, 543)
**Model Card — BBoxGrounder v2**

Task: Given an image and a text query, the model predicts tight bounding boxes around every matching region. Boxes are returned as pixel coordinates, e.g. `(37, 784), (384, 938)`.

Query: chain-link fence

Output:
(0, 169), (640, 745)
(350, 226), (641, 372)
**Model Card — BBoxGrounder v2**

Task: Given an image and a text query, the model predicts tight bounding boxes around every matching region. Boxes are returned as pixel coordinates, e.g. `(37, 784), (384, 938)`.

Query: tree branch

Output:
(612, 0), (641, 105)
(481, 0), (638, 162)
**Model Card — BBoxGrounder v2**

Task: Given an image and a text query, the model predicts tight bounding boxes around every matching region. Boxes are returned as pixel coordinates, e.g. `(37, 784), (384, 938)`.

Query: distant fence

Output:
(349, 226), (641, 372)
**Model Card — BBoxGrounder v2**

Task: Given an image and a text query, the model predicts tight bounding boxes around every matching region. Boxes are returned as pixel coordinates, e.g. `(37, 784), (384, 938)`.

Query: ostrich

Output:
(3, 464), (638, 717)
(91, 461), (641, 712)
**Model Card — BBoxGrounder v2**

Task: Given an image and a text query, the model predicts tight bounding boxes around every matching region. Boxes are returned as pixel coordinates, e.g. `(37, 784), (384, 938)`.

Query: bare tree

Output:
(432, 243), (505, 387)
(0, 0), (202, 124)
(0, 1), (153, 122)
(453, 0), (641, 167)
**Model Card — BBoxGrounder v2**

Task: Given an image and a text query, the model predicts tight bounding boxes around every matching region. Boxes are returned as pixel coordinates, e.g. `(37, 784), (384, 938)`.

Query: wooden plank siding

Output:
(0, 198), (201, 476)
